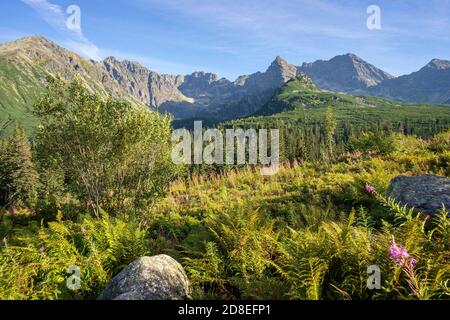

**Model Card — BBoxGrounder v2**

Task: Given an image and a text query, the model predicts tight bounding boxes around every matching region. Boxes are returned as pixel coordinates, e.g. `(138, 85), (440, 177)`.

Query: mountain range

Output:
(0, 35), (449, 135)
(368, 59), (450, 104)
(298, 53), (395, 93)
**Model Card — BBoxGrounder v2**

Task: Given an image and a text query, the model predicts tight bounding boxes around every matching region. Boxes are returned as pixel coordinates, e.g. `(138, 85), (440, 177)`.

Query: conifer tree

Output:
(0, 127), (38, 209)
(323, 107), (337, 161)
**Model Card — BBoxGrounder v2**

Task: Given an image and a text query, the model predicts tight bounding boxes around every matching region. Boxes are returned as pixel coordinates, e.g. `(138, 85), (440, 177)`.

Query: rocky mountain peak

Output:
(13, 35), (55, 47)
(331, 53), (375, 68)
(271, 55), (288, 66)
(103, 56), (119, 64)
(267, 56), (297, 82)
(5, 35), (449, 123)
(298, 53), (394, 92)
(269, 56), (292, 70)
(425, 59), (450, 70)
(189, 71), (221, 83)
(370, 58), (450, 104)
(0, 35), (62, 57)
(343, 52), (361, 61)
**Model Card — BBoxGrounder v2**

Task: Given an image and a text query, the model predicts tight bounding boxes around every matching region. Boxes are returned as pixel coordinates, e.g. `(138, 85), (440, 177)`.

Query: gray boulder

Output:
(386, 175), (450, 216)
(98, 255), (191, 300)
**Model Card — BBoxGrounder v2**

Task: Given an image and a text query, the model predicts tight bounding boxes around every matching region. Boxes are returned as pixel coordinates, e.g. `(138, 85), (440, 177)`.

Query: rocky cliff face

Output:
(83, 46), (298, 119)
(158, 56), (298, 119)
(234, 56), (297, 94)
(298, 54), (450, 104)
(0, 36), (299, 122)
(298, 53), (395, 93)
(369, 59), (450, 104)
(99, 56), (193, 107)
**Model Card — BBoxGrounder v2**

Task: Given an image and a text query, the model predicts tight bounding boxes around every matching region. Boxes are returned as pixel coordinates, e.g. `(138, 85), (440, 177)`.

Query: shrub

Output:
(34, 77), (176, 218)
(349, 131), (398, 156)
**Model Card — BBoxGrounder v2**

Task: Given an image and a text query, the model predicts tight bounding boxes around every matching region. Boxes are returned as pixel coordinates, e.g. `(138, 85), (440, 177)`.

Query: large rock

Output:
(98, 255), (191, 300)
(386, 175), (450, 216)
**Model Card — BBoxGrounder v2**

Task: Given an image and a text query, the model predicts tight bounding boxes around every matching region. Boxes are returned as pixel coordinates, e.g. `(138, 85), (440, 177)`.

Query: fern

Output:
(0, 213), (148, 299)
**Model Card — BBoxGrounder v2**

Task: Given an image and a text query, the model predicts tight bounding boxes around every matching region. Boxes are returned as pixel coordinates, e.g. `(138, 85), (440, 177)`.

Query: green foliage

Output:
(0, 127), (38, 209)
(0, 107), (449, 300)
(183, 207), (281, 299)
(226, 77), (450, 163)
(34, 77), (177, 218)
(277, 211), (450, 300)
(323, 106), (337, 161)
(349, 131), (398, 156)
(0, 213), (148, 300)
(427, 130), (450, 153)
(149, 131), (450, 300)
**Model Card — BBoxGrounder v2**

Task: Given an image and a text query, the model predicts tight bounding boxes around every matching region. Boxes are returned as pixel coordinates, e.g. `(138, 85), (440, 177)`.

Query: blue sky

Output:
(0, 0), (449, 79)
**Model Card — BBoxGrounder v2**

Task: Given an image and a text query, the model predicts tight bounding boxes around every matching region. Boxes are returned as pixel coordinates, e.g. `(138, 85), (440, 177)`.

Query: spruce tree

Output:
(0, 127), (38, 210)
(323, 107), (337, 161)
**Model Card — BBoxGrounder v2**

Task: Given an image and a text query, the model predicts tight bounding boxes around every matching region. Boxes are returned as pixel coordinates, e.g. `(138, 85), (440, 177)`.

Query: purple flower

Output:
(408, 258), (417, 267)
(365, 184), (376, 194)
(39, 245), (46, 254)
(390, 241), (416, 266)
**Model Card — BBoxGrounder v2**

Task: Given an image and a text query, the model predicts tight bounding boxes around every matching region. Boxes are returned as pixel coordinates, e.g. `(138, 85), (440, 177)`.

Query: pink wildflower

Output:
(389, 241), (416, 266)
(365, 184), (376, 194)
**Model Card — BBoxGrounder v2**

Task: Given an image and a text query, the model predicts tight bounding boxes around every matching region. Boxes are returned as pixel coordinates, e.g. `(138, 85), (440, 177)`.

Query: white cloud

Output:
(131, 0), (375, 64)
(136, 0), (368, 43)
(21, 0), (100, 60)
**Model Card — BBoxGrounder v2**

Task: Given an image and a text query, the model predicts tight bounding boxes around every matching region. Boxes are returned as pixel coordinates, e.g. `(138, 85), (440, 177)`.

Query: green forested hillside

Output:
(225, 77), (450, 161)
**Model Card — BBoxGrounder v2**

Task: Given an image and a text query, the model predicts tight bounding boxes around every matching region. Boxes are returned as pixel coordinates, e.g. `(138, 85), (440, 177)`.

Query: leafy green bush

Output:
(34, 77), (177, 218)
(349, 131), (399, 156)
(427, 130), (450, 153)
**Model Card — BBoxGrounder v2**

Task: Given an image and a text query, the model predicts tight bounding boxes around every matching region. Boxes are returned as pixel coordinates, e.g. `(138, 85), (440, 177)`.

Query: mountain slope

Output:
(370, 59), (450, 104)
(229, 76), (450, 138)
(0, 36), (300, 135)
(0, 36), (130, 97)
(0, 36), (142, 136)
(0, 58), (44, 136)
(1, 35), (449, 137)
(224, 77), (450, 162)
(297, 53), (394, 93)
(159, 56), (298, 120)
